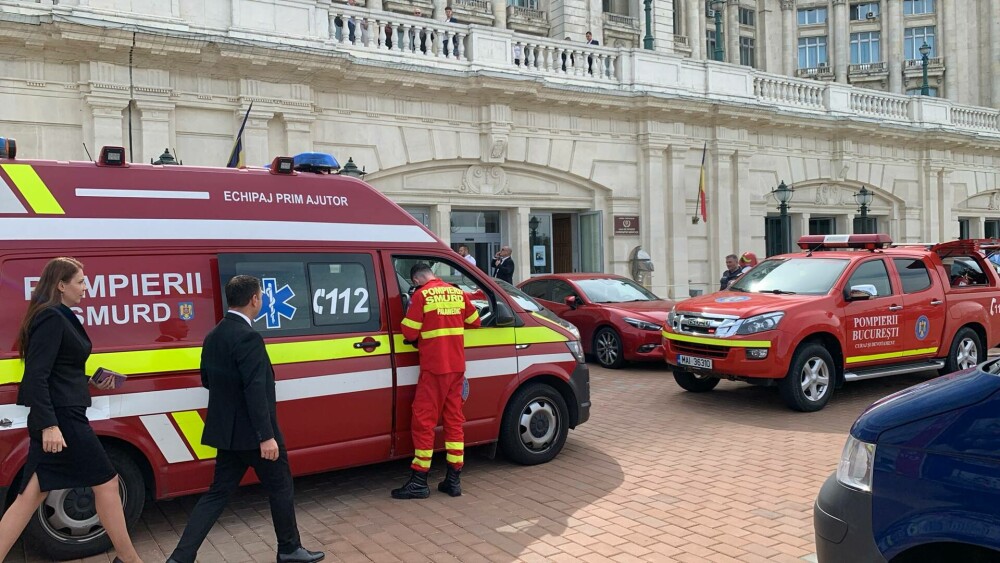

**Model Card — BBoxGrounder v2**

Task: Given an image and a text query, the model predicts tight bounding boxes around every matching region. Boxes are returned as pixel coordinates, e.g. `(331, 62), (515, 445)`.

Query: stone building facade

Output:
(1, 0), (999, 300)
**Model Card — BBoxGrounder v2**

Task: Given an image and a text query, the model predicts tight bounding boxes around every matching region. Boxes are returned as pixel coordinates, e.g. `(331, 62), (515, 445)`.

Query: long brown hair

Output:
(17, 257), (84, 359)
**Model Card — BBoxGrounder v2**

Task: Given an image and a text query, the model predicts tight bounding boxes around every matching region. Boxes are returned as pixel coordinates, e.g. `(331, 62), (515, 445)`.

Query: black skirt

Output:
(20, 406), (117, 493)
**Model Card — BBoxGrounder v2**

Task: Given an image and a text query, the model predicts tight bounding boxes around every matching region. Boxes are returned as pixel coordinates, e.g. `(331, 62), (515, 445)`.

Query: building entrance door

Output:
(450, 210), (501, 276)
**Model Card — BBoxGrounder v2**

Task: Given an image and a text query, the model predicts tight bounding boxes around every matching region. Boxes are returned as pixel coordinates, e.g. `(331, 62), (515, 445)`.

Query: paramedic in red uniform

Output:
(392, 263), (481, 499)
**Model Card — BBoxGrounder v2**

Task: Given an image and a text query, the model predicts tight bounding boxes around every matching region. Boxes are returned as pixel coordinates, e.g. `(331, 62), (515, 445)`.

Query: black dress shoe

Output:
(277, 547), (325, 563)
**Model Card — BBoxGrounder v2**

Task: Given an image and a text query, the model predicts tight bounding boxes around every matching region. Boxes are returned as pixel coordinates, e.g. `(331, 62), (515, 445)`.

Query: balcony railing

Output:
(603, 12), (638, 29)
(674, 34), (690, 48)
(904, 57), (943, 69)
(513, 36), (620, 81)
(450, 0), (492, 12)
(795, 65), (834, 79)
(848, 61), (887, 74)
(330, 7), (471, 61)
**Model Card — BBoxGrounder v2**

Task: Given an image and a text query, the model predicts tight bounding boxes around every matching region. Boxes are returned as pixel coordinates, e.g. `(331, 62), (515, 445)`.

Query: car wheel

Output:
(942, 327), (983, 374)
(593, 327), (625, 369)
(779, 343), (834, 412)
(498, 383), (570, 465)
(23, 448), (145, 560)
(673, 370), (721, 392)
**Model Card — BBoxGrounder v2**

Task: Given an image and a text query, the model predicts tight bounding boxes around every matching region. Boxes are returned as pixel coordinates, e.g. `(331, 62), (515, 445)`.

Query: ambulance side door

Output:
(383, 252), (518, 457)
(218, 252), (394, 471)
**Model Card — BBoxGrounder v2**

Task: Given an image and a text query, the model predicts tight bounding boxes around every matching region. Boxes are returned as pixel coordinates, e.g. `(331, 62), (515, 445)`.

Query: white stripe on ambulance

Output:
(76, 188), (211, 200)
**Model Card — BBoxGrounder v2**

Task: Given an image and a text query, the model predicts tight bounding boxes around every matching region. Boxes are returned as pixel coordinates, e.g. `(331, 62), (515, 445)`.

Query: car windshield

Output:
(729, 258), (849, 295)
(492, 279), (542, 312)
(575, 278), (661, 303)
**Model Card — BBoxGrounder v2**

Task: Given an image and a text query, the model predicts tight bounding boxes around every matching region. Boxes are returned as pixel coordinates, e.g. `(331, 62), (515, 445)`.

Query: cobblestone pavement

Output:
(10, 363), (944, 563)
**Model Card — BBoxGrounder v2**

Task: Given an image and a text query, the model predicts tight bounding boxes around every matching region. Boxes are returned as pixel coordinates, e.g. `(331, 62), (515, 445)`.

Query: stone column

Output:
(731, 150), (753, 254)
(86, 99), (126, 154)
(687, 0), (702, 59)
(492, 0), (506, 29)
(710, 142), (737, 289)
(135, 101), (173, 164)
(283, 115), (315, 156)
(512, 207), (531, 284)
(940, 0), (958, 101)
(886, 0), (903, 93)
(992, 0), (1000, 106)
(726, 0), (739, 64)
(831, 0), (848, 82)
(666, 144), (691, 299)
(781, 0), (795, 75)
(431, 203), (452, 246)
(638, 138), (669, 297)
(243, 109), (273, 169)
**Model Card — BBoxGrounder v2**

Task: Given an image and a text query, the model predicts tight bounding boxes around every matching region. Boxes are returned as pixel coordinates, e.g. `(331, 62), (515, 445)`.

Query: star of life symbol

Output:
(256, 277), (296, 329)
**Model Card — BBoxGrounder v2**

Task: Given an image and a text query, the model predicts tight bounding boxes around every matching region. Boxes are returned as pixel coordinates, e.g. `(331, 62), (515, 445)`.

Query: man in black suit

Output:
(585, 31), (599, 75)
(167, 276), (323, 563)
(492, 245), (515, 284)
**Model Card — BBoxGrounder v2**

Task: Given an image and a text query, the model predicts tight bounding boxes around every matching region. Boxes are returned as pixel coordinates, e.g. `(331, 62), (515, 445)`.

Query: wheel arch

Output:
(890, 541), (1000, 563)
(795, 332), (844, 386)
(98, 436), (156, 502)
(504, 374), (581, 430)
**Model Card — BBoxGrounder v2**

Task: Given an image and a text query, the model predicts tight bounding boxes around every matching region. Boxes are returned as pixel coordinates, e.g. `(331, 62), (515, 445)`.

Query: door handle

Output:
(888, 305), (903, 311)
(353, 339), (382, 350)
(930, 299), (943, 306)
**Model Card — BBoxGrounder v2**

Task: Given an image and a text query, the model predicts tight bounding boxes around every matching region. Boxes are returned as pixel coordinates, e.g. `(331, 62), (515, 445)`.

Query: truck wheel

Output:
(673, 370), (720, 392)
(779, 343), (834, 412)
(23, 448), (145, 560)
(594, 327), (625, 369)
(942, 327), (983, 374)
(499, 383), (569, 465)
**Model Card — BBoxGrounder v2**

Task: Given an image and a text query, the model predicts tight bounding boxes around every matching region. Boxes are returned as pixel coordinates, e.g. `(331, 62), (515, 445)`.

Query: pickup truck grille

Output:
(672, 340), (730, 359)
(672, 312), (738, 336)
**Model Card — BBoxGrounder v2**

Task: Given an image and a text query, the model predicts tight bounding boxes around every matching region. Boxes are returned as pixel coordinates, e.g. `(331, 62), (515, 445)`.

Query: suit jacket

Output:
(17, 305), (93, 431)
(200, 312), (282, 450)
(493, 256), (515, 284)
(588, 39), (599, 45)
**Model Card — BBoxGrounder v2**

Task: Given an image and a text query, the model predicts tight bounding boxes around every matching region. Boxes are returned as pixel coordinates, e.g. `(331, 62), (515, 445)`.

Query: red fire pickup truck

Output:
(662, 234), (1000, 411)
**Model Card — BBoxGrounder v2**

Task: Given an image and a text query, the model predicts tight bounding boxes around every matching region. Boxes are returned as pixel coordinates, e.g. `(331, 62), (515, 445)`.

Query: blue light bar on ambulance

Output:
(0, 137), (15, 159)
(292, 152), (340, 174)
(798, 234), (892, 250)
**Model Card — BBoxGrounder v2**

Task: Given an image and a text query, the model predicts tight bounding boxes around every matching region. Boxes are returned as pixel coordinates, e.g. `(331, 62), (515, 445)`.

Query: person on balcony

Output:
(585, 31), (599, 75)
(442, 6), (458, 57)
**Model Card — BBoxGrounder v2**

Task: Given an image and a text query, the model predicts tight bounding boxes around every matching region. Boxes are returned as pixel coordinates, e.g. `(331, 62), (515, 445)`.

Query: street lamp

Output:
(151, 148), (181, 165)
(337, 157), (367, 179)
(711, 0), (725, 62)
(771, 180), (794, 254)
(642, 0), (654, 50)
(919, 42), (931, 96)
(854, 185), (874, 234)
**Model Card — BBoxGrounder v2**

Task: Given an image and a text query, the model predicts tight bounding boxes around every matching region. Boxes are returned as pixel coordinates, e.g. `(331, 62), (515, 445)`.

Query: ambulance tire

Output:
(24, 448), (146, 561)
(941, 327), (983, 375)
(499, 383), (569, 465)
(673, 370), (720, 392)
(779, 344), (834, 412)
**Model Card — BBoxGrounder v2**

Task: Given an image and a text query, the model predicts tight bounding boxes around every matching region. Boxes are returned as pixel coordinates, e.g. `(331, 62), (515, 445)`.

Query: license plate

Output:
(677, 355), (713, 370)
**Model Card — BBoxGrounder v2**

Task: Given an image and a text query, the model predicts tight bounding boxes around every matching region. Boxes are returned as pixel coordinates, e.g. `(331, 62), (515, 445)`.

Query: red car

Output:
(519, 274), (674, 368)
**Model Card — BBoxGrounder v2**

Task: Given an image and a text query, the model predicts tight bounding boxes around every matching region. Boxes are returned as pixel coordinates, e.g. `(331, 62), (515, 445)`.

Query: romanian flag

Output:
(697, 142), (708, 223)
(226, 101), (253, 168)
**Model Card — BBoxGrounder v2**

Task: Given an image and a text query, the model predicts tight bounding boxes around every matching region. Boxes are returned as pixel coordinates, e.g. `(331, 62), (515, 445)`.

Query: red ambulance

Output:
(0, 140), (590, 559)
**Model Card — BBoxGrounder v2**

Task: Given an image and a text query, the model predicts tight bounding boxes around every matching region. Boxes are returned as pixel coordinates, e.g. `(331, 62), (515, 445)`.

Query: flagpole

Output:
(227, 101), (253, 168)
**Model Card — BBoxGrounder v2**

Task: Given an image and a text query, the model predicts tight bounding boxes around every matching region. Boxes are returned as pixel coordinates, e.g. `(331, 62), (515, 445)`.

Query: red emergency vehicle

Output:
(662, 234), (1000, 412)
(0, 140), (590, 559)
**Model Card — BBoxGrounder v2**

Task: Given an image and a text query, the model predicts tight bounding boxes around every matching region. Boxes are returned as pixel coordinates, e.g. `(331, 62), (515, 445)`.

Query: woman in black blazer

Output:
(0, 258), (142, 563)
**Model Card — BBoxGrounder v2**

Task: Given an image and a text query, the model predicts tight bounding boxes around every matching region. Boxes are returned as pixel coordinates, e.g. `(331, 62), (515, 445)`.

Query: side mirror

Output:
(565, 295), (578, 309)
(494, 301), (516, 327)
(846, 284), (878, 301)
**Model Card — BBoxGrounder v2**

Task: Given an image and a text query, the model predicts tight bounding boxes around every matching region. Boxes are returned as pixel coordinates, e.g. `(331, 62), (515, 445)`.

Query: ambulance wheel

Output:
(499, 383), (569, 465)
(593, 327), (625, 369)
(673, 370), (720, 392)
(779, 343), (834, 412)
(941, 327), (983, 374)
(23, 448), (145, 560)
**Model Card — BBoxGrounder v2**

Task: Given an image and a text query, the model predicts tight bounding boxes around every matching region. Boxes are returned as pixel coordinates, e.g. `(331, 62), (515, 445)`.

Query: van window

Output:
(393, 255), (498, 324)
(219, 253), (380, 336)
(892, 258), (932, 294)
(847, 259), (892, 297)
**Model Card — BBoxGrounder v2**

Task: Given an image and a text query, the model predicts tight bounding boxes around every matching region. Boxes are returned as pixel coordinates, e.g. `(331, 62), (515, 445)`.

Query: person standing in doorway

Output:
(392, 263), (480, 499)
(167, 275), (324, 563)
(457, 244), (476, 267)
(0, 257), (142, 563)
(492, 245), (515, 283)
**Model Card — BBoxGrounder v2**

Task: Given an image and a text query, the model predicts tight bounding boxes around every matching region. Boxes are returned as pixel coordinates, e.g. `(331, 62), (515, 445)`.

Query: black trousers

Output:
(170, 447), (301, 562)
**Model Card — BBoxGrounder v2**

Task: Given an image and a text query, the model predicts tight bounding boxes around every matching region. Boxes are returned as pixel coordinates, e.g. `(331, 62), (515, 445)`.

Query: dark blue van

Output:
(814, 365), (1000, 562)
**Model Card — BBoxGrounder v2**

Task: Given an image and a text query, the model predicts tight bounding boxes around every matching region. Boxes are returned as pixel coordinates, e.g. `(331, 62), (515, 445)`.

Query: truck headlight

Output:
(566, 340), (585, 363)
(734, 312), (784, 335)
(666, 305), (677, 326)
(624, 317), (662, 331)
(836, 435), (876, 492)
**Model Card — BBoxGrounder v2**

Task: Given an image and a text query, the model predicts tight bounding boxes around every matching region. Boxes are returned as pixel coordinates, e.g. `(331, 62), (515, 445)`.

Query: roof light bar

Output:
(797, 234), (892, 250)
(0, 137), (15, 159)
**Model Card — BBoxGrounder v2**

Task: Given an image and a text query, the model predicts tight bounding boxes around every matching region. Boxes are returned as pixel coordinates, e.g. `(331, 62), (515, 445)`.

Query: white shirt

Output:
(228, 309), (252, 326)
(463, 254), (477, 266)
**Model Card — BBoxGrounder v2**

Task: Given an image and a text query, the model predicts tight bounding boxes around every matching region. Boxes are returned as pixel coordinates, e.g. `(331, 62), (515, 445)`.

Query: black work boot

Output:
(437, 466), (462, 497)
(391, 469), (430, 499)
